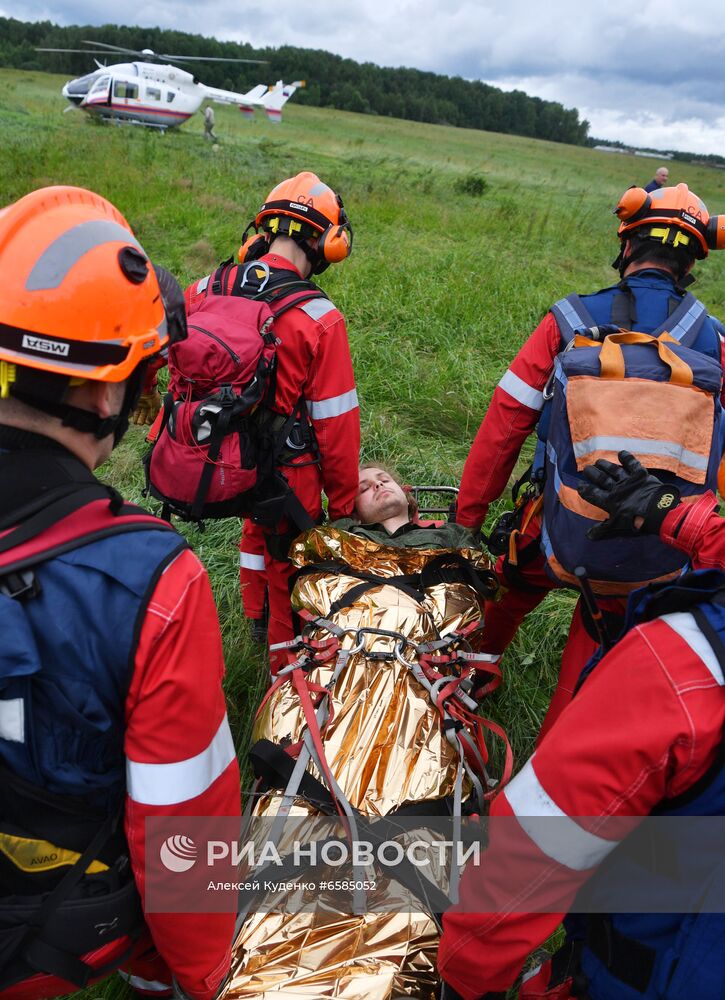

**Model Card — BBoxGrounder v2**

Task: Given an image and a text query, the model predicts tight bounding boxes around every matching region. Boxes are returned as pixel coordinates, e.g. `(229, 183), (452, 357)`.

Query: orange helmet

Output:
(0, 185), (170, 383)
(614, 183), (725, 261)
(240, 171), (353, 274)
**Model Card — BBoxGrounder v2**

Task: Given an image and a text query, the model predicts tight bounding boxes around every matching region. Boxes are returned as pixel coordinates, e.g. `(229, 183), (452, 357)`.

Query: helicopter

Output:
(37, 40), (305, 130)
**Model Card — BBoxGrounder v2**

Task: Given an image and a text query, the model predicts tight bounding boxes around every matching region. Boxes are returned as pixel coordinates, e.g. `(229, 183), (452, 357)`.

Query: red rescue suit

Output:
(239, 519), (267, 621)
(187, 252), (360, 672)
(438, 493), (725, 998)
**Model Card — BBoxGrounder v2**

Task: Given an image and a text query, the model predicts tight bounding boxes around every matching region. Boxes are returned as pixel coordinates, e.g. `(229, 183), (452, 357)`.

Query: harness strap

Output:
(551, 294), (599, 345)
(552, 287), (708, 349)
(21, 929), (138, 991)
(585, 915), (655, 994)
(0, 494), (175, 580)
(3, 808), (123, 986)
(610, 284), (637, 329)
(190, 404), (233, 522)
(0, 486), (120, 557)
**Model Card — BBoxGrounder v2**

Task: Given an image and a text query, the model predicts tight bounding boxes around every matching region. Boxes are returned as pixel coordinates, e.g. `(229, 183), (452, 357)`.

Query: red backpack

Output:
(145, 259), (328, 525)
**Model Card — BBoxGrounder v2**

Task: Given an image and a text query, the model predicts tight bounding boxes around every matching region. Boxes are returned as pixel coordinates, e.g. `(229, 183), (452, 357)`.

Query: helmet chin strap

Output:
(10, 362), (149, 446)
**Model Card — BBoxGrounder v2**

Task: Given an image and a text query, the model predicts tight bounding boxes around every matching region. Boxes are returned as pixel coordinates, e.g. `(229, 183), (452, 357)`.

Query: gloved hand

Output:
(578, 450), (680, 540)
(132, 389), (162, 426)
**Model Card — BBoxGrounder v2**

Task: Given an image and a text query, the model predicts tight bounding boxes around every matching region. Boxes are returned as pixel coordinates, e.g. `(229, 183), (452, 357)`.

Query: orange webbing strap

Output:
(507, 493), (544, 567)
(598, 330), (693, 386)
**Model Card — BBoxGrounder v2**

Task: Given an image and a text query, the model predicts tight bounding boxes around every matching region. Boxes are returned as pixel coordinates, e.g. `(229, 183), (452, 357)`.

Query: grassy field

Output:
(2, 65), (725, 995)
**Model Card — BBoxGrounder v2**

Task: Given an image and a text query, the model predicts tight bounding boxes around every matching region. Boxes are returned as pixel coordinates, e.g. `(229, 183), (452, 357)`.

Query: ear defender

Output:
(237, 225), (269, 263)
(706, 215), (725, 251)
(614, 187), (652, 223)
(318, 224), (352, 264)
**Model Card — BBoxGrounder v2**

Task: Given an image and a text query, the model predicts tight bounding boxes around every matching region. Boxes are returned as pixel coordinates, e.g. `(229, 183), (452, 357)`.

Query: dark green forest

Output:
(1, 16), (590, 145)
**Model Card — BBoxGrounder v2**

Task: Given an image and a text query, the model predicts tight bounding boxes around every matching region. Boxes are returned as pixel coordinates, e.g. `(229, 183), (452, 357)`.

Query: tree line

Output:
(0, 17), (590, 146)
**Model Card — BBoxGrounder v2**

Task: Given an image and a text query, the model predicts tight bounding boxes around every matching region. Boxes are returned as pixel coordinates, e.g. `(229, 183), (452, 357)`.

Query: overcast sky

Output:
(5, 0), (725, 155)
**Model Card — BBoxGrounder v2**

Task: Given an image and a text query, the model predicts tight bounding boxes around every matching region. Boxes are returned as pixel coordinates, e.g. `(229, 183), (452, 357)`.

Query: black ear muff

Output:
(706, 215), (725, 251)
(318, 224), (352, 264)
(614, 187), (652, 223)
(238, 231), (269, 263)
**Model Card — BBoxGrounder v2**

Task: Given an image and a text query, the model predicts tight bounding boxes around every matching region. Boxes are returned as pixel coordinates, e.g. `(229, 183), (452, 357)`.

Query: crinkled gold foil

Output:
(224, 528), (492, 1000)
(229, 910), (438, 999)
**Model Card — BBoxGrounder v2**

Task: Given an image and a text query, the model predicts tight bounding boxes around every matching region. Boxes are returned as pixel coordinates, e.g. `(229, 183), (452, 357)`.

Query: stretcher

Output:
(222, 506), (511, 1000)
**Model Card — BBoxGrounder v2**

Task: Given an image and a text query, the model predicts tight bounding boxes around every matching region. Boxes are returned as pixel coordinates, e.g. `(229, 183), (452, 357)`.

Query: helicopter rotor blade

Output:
(36, 47), (119, 55)
(159, 53), (268, 64)
(81, 40), (146, 57)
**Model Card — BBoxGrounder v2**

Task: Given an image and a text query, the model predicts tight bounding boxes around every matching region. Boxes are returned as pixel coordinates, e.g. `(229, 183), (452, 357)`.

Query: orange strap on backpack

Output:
(573, 330), (694, 386)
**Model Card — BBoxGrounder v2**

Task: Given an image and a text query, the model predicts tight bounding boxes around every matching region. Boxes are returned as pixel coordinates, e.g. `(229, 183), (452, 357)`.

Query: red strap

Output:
(0, 500), (173, 572)
(290, 667), (345, 820)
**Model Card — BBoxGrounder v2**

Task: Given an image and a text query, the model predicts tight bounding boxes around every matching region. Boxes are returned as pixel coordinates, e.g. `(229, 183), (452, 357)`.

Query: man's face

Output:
(355, 467), (409, 525)
(656, 168), (669, 185)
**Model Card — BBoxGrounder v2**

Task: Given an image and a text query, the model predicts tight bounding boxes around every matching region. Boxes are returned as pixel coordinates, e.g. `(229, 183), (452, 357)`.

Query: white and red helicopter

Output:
(37, 40), (304, 130)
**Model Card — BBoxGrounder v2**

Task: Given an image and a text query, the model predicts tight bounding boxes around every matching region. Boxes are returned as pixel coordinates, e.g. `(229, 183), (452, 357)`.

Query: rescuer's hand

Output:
(132, 389), (162, 426)
(578, 450), (680, 539)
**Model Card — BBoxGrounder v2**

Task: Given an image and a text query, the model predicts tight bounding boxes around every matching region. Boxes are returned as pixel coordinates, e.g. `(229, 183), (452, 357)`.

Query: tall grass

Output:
(2, 67), (725, 997)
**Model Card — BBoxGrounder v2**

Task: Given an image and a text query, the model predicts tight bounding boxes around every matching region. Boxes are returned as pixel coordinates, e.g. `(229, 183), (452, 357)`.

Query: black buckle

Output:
(0, 569), (40, 601)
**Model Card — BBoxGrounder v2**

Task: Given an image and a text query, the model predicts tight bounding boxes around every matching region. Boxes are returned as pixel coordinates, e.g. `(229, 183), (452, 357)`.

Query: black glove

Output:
(578, 450), (681, 540)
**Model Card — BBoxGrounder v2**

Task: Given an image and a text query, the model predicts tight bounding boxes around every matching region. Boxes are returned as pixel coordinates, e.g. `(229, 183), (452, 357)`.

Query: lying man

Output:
(438, 453), (725, 999)
(224, 464), (503, 1000)
(336, 463), (480, 549)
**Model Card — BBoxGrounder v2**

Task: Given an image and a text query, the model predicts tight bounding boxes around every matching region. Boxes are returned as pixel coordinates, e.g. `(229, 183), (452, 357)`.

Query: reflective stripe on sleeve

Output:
(498, 369), (545, 411)
(505, 758), (617, 871)
(240, 552), (266, 571)
(300, 298), (337, 320)
(307, 388), (359, 421)
(572, 436), (708, 473)
(126, 715), (236, 806)
(660, 612), (725, 685)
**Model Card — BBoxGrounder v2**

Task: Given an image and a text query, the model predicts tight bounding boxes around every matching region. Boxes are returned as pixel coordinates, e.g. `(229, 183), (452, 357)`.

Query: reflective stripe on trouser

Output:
(239, 519), (267, 619)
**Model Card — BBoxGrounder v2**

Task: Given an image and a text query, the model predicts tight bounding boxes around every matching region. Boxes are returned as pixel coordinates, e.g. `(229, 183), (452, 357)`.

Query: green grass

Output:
(2, 67), (725, 996)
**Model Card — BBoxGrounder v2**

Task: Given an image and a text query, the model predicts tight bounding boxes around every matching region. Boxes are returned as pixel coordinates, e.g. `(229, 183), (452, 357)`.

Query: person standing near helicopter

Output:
(203, 105), (217, 142)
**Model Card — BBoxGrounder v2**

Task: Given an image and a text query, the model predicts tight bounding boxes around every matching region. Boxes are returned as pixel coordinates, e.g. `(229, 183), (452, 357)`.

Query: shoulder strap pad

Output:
(551, 294), (598, 345)
(207, 258), (235, 296)
(0, 487), (181, 578)
(651, 291), (707, 346)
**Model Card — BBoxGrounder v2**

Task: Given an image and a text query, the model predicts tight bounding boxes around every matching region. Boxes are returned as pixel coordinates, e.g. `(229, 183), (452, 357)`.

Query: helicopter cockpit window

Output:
(113, 81), (139, 100)
(90, 75), (110, 94)
(66, 72), (100, 96)
(166, 91), (176, 103)
(146, 87), (161, 101)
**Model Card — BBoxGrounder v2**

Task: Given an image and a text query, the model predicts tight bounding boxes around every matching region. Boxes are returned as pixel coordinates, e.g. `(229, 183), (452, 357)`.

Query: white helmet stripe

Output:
(26, 220), (144, 291)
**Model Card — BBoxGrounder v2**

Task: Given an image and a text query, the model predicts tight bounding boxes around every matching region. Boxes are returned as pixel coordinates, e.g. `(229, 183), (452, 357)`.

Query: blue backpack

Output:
(538, 289), (723, 594)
